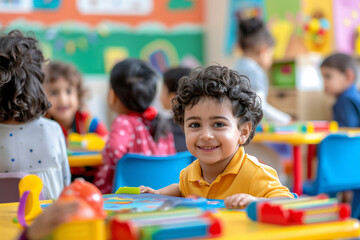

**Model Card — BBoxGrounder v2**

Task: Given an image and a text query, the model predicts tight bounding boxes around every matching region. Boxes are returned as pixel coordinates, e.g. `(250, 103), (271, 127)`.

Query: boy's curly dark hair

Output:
(172, 65), (263, 145)
(0, 30), (50, 122)
(43, 61), (87, 109)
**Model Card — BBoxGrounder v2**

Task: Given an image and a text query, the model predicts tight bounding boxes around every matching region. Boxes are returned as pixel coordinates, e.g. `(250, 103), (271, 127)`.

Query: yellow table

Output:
(68, 153), (103, 167)
(1, 202), (360, 240)
(252, 132), (326, 195)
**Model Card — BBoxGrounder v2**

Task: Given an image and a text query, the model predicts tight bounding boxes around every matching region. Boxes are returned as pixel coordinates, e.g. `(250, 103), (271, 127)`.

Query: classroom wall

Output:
(0, 0), (205, 128)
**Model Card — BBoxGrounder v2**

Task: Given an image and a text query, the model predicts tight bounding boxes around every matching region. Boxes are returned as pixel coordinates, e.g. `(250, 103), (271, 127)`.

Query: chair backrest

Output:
(0, 172), (45, 203)
(113, 151), (196, 192)
(0, 172), (28, 203)
(314, 133), (360, 193)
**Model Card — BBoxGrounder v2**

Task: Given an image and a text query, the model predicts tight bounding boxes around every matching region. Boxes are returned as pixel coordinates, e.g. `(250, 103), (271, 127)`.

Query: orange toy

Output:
(58, 178), (106, 220)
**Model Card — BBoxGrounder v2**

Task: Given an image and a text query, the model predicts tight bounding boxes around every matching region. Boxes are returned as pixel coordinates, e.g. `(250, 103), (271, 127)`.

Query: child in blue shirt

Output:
(320, 53), (360, 127)
(233, 17), (291, 124)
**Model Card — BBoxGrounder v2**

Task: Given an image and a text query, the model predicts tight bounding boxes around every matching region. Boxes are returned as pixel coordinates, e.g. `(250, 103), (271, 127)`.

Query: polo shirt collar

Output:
(188, 146), (245, 182)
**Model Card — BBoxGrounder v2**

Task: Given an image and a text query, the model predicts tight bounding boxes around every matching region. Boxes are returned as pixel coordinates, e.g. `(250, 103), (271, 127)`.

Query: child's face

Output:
(160, 85), (175, 111)
(184, 97), (251, 166)
(321, 66), (353, 96)
(44, 77), (79, 127)
(258, 46), (274, 70)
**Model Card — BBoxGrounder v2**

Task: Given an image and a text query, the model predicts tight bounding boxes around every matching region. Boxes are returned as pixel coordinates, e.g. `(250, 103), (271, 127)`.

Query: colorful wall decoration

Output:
(333, 0), (360, 54)
(1, 0), (204, 74)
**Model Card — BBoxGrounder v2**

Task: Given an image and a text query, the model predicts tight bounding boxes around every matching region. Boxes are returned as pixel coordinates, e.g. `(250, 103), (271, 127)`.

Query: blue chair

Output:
(303, 133), (360, 218)
(113, 151), (196, 192)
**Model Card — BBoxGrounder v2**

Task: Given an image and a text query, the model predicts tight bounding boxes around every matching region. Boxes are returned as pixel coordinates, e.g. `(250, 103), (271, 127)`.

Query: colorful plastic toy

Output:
(246, 195), (350, 225)
(68, 133), (105, 151)
(109, 208), (222, 240)
(115, 187), (141, 195)
(58, 178), (106, 220)
(49, 179), (107, 240)
(257, 121), (338, 134)
(17, 175), (43, 227)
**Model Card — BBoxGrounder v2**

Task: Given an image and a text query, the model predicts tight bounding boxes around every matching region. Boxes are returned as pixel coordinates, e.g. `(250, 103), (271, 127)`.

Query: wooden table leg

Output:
(293, 145), (302, 195)
(307, 144), (316, 180)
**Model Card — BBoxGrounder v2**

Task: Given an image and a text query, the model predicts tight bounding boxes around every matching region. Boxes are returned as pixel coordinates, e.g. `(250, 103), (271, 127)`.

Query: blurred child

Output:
(43, 61), (108, 139)
(0, 30), (70, 199)
(233, 17), (291, 124)
(320, 53), (360, 127)
(161, 67), (191, 152)
(140, 65), (293, 208)
(94, 58), (176, 193)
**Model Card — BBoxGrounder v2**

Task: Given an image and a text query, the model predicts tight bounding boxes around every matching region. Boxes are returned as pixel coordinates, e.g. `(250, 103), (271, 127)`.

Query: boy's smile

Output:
(184, 97), (249, 168)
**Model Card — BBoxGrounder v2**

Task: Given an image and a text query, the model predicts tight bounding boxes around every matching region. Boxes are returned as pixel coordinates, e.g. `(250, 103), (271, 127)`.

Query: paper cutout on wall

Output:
(140, 39), (180, 72)
(76, 0), (154, 15)
(224, 0), (264, 55)
(39, 42), (53, 59)
(34, 0), (61, 10)
(302, 0), (333, 55)
(264, 0), (300, 22)
(104, 47), (129, 73)
(168, 0), (194, 10)
(0, 0), (32, 13)
(4, 20), (203, 74)
(269, 20), (294, 59)
(303, 15), (330, 53)
(333, 0), (360, 54)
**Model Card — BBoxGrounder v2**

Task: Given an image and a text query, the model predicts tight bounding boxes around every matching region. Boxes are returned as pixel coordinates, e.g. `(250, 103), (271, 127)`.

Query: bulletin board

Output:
(224, 0), (346, 59)
(1, 0), (204, 74)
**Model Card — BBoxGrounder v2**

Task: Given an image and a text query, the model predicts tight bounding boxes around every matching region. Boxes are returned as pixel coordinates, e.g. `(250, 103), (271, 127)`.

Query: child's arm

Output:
(224, 194), (292, 208)
(224, 194), (258, 208)
(139, 183), (182, 197)
(23, 201), (79, 240)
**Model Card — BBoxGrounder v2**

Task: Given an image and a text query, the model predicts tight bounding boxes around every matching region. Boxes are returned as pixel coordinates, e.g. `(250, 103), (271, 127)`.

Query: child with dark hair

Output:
(140, 65), (293, 208)
(161, 67), (192, 152)
(43, 61), (108, 138)
(94, 58), (176, 193)
(320, 53), (360, 127)
(0, 30), (70, 199)
(233, 17), (291, 124)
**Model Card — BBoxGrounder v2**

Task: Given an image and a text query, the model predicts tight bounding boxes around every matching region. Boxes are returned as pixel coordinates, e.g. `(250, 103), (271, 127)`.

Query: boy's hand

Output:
(224, 193), (257, 208)
(139, 185), (161, 195)
(26, 201), (79, 240)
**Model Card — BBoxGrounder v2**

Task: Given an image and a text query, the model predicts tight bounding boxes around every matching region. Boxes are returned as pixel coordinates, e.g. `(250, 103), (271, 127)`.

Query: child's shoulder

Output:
(243, 153), (277, 173)
(111, 114), (143, 126)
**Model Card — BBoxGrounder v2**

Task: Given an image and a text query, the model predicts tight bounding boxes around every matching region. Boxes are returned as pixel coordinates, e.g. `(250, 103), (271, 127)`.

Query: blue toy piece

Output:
(113, 151), (196, 192)
(303, 133), (360, 218)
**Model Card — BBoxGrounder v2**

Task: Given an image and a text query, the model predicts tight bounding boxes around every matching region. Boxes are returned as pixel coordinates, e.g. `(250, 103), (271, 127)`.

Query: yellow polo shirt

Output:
(179, 146), (293, 199)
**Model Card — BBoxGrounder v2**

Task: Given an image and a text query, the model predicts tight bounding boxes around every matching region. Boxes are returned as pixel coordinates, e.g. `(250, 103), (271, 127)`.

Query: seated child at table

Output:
(0, 30), (70, 199)
(320, 53), (360, 127)
(140, 65), (293, 208)
(43, 61), (108, 139)
(161, 67), (192, 152)
(94, 58), (176, 194)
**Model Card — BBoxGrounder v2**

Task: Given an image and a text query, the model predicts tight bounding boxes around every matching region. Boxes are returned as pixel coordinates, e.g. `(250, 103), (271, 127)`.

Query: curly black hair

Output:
(0, 30), (50, 122)
(43, 61), (87, 109)
(172, 65), (263, 145)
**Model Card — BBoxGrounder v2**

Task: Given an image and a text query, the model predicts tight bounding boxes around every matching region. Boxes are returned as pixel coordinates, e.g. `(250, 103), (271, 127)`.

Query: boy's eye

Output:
(66, 88), (72, 94)
(213, 122), (225, 128)
(189, 122), (200, 128)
